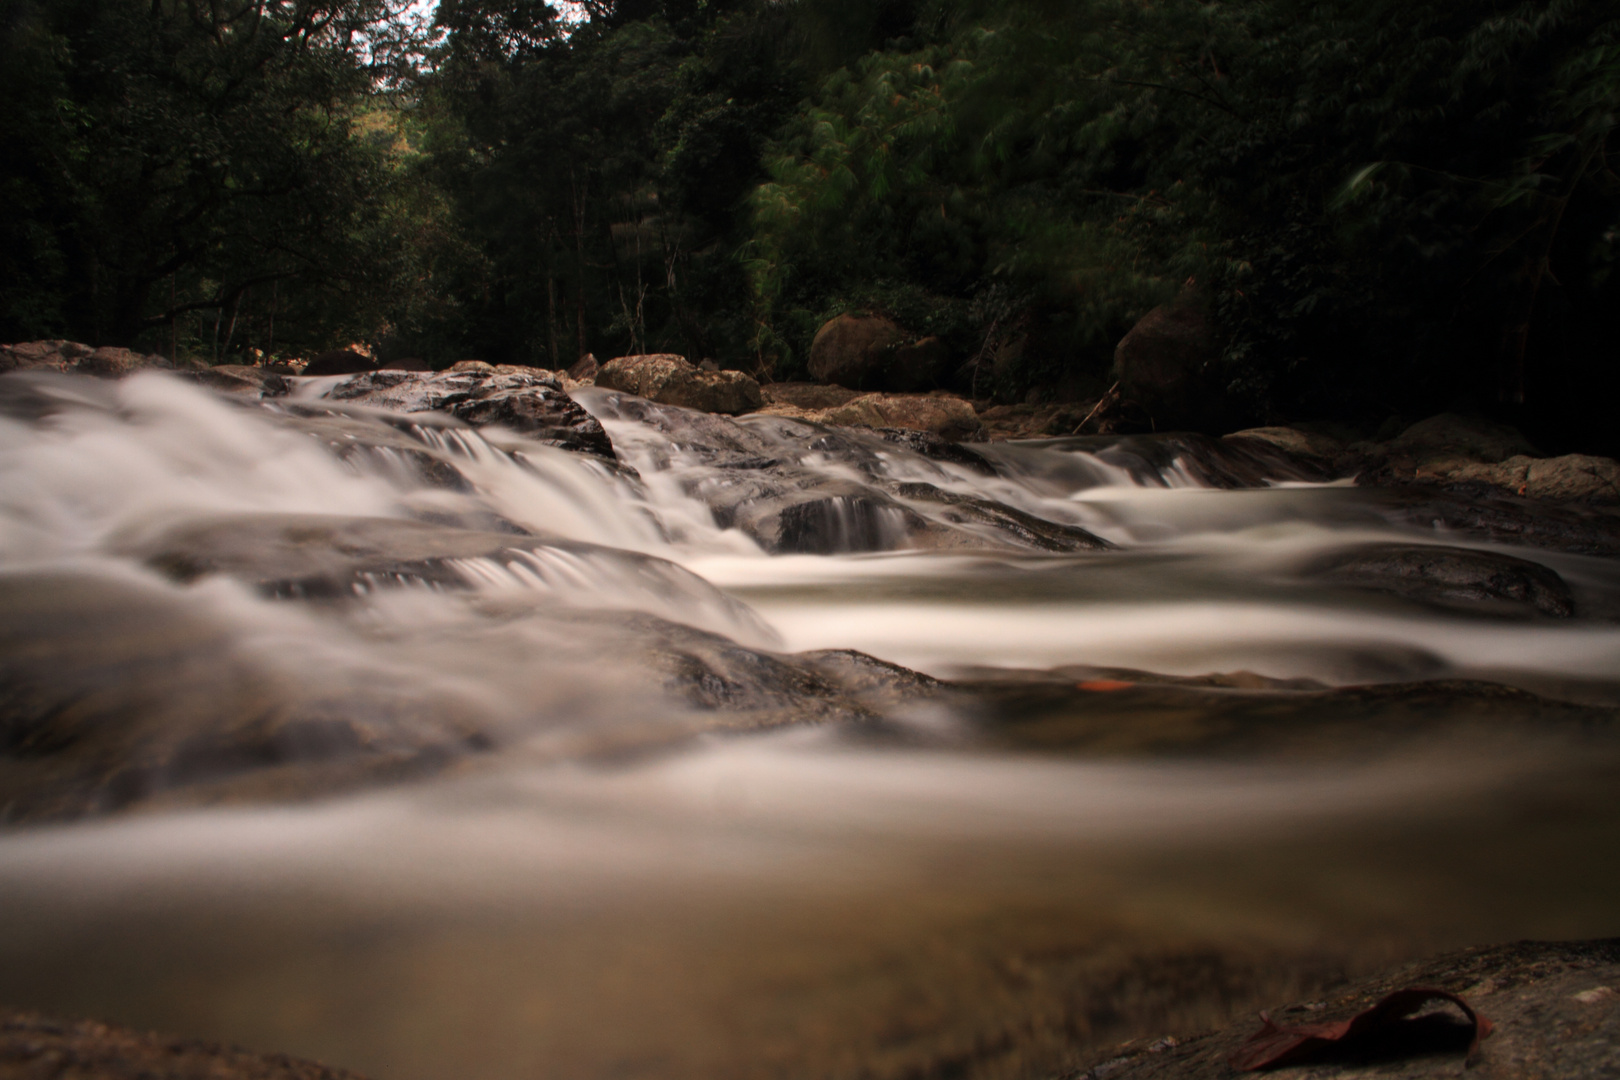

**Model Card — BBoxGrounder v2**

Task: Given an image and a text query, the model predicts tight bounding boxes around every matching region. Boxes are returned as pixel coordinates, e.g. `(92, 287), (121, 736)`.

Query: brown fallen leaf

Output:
(1228, 986), (1492, 1071)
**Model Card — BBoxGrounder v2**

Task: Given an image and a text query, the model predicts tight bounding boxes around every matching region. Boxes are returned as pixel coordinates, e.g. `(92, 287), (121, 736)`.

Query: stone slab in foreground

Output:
(0, 1007), (371, 1080)
(1064, 938), (1620, 1080)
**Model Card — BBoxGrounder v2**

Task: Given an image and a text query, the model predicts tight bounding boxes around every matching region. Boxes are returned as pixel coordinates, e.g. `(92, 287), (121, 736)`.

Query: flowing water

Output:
(1, 371), (1618, 1080)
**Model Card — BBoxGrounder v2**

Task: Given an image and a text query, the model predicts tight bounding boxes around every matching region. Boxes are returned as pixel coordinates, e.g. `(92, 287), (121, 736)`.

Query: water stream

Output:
(1, 371), (1617, 1080)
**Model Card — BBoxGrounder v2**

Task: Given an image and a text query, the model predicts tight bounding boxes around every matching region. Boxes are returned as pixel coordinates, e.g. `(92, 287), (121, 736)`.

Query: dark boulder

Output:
(302, 349), (376, 376)
(1112, 288), (1226, 431)
(808, 313), (906, 389)
(807, 314), (951, 392)
(595, 353), (764, 414)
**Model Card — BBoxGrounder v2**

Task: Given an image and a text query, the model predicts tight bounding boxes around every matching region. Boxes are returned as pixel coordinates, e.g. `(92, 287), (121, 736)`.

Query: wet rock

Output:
(76, 345), (160, 377)
(0, 339), (89, 372)
(965, 672), (1617, 759)
(1, 340), (171, 376)
(0, 571), (497, 822)
(585, 392), (1126, 554)
(1348, 413), (1620, 505)
(376, 355), (432, 371)
(1311, 544), (1575, 617)
(760, 390), (984, 441)
(0, 370), (120, 421)
(0, 1006), (374, 1080)
(870, 427), (999, 475)
(595, 353), (763, 414)
(894, 481), (1112, 552)
(302, 349), (376, 376)
(1440, 454), (1620, 503)
(1059, 938), (1620, 1080)
(0, 562), (944, 820)
(1373, 484), (1620, 558)
(1390, 413), (1541, 464)
(1042, 433), (1332, 487)
(180, 364), (290, 398)
(1223, 426), (1347, 471)
(324, 368), (614, 459)
(975, 401), (1086, 441)
(567, 352), (599, 381)
(115, 512), (767, 630)
(761, 381), (865, 411)
(1112, 288), (1226, 431)
(838, 392), (982, 441)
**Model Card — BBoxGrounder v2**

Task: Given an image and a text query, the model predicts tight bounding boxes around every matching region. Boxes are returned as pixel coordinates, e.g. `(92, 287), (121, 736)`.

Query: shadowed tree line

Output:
(2, 0), (1617, 448)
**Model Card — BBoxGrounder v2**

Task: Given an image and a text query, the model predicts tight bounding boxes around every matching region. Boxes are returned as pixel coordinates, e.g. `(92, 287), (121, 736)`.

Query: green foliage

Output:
(3, 0), (1615, 445)
(0, 0), (419, 354)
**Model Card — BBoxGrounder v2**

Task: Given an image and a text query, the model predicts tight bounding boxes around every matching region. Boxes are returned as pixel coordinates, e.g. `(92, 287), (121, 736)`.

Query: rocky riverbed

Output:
(1, 341), (1618, 1079)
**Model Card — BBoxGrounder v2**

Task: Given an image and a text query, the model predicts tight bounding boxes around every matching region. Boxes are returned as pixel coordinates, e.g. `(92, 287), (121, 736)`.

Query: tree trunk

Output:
(572, 166), (588, 361)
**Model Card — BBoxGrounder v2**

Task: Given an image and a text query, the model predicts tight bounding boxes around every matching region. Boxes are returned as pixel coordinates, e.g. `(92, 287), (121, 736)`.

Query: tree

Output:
(0, 0), (412, 352)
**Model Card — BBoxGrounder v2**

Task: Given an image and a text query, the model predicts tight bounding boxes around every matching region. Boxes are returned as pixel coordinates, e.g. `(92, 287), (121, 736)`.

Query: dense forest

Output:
(2, 0), (1617, 449)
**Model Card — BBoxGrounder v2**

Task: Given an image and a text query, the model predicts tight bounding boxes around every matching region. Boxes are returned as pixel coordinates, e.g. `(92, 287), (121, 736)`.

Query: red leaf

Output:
(1228, 987), (1493, 1071)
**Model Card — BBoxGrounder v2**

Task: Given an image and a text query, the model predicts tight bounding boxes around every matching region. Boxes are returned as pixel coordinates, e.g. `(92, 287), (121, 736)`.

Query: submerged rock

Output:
(1372, 484), (1620, 558)
(1061, 938), (1620, 1080)
(964, 670), (1619, 759)
(585, 391), (1110, 554)
(1311, 543), (1575, 618)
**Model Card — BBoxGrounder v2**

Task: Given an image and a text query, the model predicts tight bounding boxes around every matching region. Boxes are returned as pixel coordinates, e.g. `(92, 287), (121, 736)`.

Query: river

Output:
(1, 370), (1617, 1079)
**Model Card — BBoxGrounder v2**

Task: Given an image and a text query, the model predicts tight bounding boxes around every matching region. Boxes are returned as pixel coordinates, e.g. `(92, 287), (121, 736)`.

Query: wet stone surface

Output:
(325, 368), (615, 459)
(1061, 939), (1620, 1080)
(0, 1007), (373, 1080)
(1309, 544), (1576, 618)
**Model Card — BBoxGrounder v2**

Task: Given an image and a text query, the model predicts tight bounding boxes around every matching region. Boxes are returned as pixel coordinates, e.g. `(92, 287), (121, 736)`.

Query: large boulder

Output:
(757, 390), (983, 441)
(595, 353), (763, 414)
(823, 392), (982, 441)
(1112, 288), (1224, 430)
(808, 314), (951, 392)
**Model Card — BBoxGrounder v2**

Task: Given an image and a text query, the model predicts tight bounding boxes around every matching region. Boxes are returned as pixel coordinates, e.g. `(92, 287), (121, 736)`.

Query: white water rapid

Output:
(1, 370), (1617, 1080)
